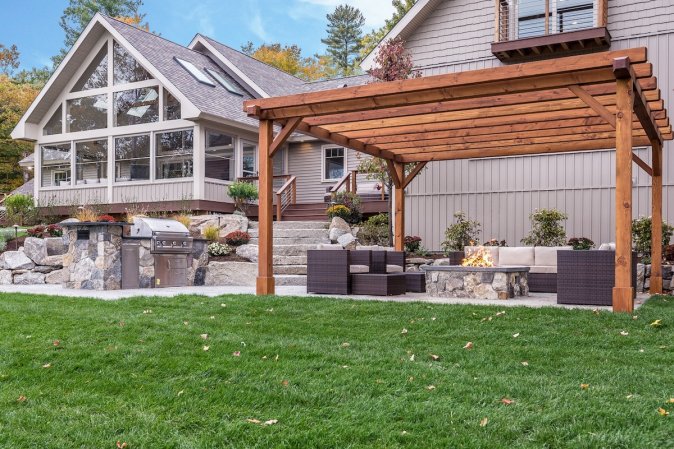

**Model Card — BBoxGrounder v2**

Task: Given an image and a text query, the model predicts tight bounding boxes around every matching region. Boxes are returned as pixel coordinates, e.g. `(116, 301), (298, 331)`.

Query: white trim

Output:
(188, 35), (269, 98)
(38, 119), (196, 145)
(321, 144), (347, 183)
(359, 0), (439, 71)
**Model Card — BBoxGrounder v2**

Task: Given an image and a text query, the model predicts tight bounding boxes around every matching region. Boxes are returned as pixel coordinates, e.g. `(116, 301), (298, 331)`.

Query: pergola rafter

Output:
(244, 48), (672, 313)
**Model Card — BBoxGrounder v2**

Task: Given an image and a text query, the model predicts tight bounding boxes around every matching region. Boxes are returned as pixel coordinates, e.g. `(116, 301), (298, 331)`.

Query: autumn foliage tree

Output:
(242, 42), (337, 81)
(357, 37), (422, 244)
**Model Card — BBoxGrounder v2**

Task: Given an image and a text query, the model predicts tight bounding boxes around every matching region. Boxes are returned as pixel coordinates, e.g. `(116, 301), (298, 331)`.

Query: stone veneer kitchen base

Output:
(421, 265), (530, 300)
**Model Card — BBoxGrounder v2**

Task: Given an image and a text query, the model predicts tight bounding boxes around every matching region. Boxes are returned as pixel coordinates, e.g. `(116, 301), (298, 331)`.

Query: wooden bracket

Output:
(568, 84), (616, 128)
(402, 162), (428, 189)
(386, 159), (402, 188)
(632, 153), (653, 176)
(269, 117), (302, 157)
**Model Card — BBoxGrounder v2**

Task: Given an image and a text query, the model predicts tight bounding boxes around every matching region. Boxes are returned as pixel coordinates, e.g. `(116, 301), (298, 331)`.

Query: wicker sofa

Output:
(465, 246), (571, 293)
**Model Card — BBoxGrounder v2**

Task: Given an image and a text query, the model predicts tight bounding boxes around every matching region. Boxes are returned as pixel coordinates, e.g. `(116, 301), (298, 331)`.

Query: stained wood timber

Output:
(598, 0), (608, 27)
(256, 119), (275, 296)
(269, 117), (302, 157)
(651, 139), (664, 294)
(612, 76), (635, 313)
(393, 162), (405, 252)
(294, 122), (395, 160)
(386, 159), (402, 188)
(632, 153), (653, 176)
(568, 85), (616, 127)
(303, 79), (658, 127)
(402, 162), (428, 189)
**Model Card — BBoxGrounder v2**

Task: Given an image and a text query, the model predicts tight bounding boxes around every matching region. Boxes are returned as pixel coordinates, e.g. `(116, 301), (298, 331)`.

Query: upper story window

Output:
(323, 146), (345, 182)
(66, 94), (108, 132)
(113, 41), (152, 85)
(114, 86), (159, 127)
(43, 106), (62, 136)
(41, 143), (72, 187)
(71, 45), (108, 92)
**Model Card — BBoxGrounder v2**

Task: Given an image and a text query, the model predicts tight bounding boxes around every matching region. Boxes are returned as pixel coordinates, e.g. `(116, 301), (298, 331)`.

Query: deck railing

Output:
(330, 170), (386, 201)
(275, 176), (297, 222)
(495, 0), (607, 43)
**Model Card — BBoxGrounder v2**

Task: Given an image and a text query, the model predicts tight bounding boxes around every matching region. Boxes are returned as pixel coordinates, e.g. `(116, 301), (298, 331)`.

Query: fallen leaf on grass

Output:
(202, 346), (209, 351)
(657, 407), (669, 416)
(431, 317), (436, 321)
(620, 331), (629, 336)
(426, 385), (436, 391)
(666, 398), (674, 404)
(592, 308), (600, 315)
(116, 442), (128, 449)
(52, 340), (60, 347)
(183, 321), (189, 326)
(632, 315), (638, 320)
(200, 334), (208, 340)
(580, 383), (590, 390)
(220, 303), (227, 307)
(118, 321), (125, 327)
(430, 354), (441, 361)
(274, 354), (279, 362)
(521, 361), (529, 366)
(143, 309), (152, 314)
(650, 319), (663, 328)
(341, 365), (349, 369)
(401, 430), (408, 435)
(480, 417), (488, 427)
(409, 354), (415, 362)
(232, 351), (241, 357)
(500, 397), (514, 405)
(341, 342), (350, 348)
(463, 342), (473, 350)
(266, 308), (274, 312)
(209, 316), (215, 320)
(401, 328), (408, 335)
(281, 380), (289, 387)
(177, 390), (184, 396)
(17, 395), (27, 403)
(264, 419), (278, 426)
(42, 363), (51, 369)
(495, 311), (506, 317)
(626, 394), (634, 399)
(512, 333), (520, 338)
(246, 418), (262, 424)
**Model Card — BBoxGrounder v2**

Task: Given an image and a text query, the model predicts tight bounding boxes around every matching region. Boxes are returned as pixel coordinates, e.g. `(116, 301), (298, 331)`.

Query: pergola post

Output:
(393, 161), (405, 251)
(256, 119), (275, 295)
(612, 76), (635, 312)
(650, 138), (663, 294)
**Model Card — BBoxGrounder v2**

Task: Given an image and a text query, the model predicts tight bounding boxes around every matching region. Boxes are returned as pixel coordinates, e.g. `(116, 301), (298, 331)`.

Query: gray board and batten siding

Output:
(401, 0), (674, 250)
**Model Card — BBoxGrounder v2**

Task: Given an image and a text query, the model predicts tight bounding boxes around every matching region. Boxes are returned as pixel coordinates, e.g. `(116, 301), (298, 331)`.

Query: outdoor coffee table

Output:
(351, 273), (406, 296)
(404, 272), (426, 293)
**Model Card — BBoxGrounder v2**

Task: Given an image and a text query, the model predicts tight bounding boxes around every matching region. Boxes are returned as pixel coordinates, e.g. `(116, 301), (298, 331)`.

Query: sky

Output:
(0, 0), (396, 71)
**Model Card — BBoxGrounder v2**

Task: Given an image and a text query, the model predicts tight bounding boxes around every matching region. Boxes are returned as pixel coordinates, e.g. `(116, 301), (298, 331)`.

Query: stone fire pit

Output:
(421, 265), (529, 300)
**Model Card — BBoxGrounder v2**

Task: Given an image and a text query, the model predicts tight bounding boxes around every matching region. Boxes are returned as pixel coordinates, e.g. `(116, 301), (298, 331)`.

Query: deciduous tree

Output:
(321, 4), (365, 76)
(0, 44), (20, 76)
(241, 42), (337, 81)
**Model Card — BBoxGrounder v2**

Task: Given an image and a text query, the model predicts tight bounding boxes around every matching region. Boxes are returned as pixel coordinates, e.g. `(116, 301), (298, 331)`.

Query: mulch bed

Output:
(2, 236), (26, 253)
(209, 253), (251, 263)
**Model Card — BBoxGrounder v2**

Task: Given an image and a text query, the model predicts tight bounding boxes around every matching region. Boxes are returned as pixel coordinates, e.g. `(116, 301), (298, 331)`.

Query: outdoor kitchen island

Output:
(421, 265), (530, 300)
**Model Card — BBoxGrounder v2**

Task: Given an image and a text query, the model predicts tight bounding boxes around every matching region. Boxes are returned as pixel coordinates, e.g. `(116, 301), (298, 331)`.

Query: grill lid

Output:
(130, 217), (189, 238)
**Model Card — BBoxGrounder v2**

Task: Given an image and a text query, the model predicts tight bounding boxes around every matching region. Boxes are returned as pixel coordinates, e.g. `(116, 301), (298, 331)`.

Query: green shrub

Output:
(227, 182), (258, 215)
(441, 212), (481, 253)
(208, 242), (231, 257)
(632, 216), (674, 264)
(483, 239), (507, 247)
(4, 194), (37, 226)
(357, 213), (389, 246)
(521, 209), (567, 247)
(326, 204), (351, 221)
(567, 237), (595, 250)
(331, 191), (362, 224)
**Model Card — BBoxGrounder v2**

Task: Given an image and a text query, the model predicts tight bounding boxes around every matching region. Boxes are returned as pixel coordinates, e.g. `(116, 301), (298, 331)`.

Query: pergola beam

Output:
(269, 117), (302, 157)
(568, 84), (617, 127)
(294, 122), (396, 160)
(651, 139), (664, 294)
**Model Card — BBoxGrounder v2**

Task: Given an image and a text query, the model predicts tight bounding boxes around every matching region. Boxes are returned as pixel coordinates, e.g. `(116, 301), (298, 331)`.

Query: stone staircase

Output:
(277, 203), (330, 221)
(248, 220), (330, 285)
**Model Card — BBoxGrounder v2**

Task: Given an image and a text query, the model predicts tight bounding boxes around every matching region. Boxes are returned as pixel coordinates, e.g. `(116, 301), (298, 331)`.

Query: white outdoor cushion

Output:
(598, 243), (611, 250)
(386, 264), (404, 273)
(534, 246), (572, 266)
(350, 264), (370, 273)
(317, 244), (344, 250)
(357, 245), (380, 251)
(529, 265), (558, 274)
(464, 246), (499, 266)
(498, 247), (535, 266)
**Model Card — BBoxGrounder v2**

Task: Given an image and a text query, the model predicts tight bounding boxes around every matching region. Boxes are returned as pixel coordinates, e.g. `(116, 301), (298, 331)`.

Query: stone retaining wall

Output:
(0, 237), (67, 285)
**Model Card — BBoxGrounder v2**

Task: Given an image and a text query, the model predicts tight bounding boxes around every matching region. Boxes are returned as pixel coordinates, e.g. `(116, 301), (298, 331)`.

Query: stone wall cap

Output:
(61, 222), (130, 227)
(421, 265), (530, 273)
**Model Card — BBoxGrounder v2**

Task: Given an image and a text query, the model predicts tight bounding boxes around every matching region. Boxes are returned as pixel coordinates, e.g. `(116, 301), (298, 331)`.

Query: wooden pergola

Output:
(244, 48), (672, 312)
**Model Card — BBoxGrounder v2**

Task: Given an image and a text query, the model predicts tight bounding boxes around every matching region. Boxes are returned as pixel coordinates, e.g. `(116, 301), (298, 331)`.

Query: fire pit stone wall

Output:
(422, 266), (529, 300)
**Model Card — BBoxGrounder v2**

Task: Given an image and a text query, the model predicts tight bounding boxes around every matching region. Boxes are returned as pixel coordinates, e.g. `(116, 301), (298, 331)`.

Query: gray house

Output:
(13, 1), (673, 250)
(12, 14), (383, 220)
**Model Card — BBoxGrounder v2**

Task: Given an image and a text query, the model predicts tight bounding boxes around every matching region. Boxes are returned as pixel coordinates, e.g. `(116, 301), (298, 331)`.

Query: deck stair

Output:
(248, 220), (330, 285)
(276, 203), (329, 222)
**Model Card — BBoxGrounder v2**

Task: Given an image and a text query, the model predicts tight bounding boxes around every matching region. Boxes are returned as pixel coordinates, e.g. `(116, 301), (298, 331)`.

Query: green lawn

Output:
(1, 293), (673, 448)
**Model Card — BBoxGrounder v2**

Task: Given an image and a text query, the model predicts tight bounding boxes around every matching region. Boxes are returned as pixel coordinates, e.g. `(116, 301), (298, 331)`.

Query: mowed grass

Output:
(0, 293), (673, 449)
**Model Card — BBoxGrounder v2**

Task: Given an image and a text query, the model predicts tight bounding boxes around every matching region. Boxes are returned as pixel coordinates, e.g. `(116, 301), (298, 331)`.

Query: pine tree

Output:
(321, 4), (365, 76)
(360, 0), (416, 60)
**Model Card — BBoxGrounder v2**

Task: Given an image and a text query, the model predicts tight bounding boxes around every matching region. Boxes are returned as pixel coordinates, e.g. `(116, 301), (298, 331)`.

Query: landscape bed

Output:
(0, 293), (672, 448)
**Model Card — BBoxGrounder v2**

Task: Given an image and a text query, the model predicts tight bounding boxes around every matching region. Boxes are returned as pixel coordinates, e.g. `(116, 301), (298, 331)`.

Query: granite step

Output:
(248, 228), (328, 239)
(249, 221), (328, 230)
(249, 237), (330, 245)
(274, 265), (307, 275)
(275, 274), (307, 286)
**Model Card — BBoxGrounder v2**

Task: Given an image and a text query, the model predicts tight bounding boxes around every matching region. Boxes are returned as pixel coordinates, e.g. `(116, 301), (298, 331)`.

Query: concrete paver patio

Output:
(0, 284), (648, 310)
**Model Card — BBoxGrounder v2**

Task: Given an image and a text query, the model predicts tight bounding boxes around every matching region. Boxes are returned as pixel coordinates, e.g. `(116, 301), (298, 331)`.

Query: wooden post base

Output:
(612, 287), (635, 313)
(650, 276), (663, 295)
(256, 277), (275, 295)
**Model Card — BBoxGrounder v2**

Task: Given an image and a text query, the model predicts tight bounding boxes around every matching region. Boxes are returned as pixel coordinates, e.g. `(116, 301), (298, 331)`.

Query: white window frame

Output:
(204, 128), (237, 183)
(52, 169), (71, 187)
(241, 139), (258, 179)
(154, 127), (195, 181)
(321, 145), (347, 183)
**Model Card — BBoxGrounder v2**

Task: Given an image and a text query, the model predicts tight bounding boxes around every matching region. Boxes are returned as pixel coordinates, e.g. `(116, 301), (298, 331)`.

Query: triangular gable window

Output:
(43, 105), (63, 136)
(71, 45), (108, 92)
(113, 40), (152, 85)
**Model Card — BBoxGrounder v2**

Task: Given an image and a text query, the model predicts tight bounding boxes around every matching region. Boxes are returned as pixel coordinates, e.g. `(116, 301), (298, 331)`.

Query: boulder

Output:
(337, 233), (358, 250)
(41, 255), (64, 267)
(13, 272), (45, 285)
(0, 251), (35, 270)
(45, 269), (68, 284)
(33, 265), (58, 273)
(60, 218), (80, 224)
(45, 237), (68, 256)
(636, 263), (646, 293)
(205, 262), (257, 286)
(23, 237), (48, 264)
(329, 217), (351, 242)
(190, 214), (248, 238)
(432, 258), (451, 266)
(407, 258), (432, 265)
(0, 270), (11, 285)
(236, 244), (259, 262)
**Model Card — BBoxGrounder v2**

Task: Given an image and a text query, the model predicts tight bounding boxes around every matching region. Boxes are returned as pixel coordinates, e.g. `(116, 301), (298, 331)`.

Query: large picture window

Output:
(43, 105), (62, 136)
(323, 147), (345, 181)
(75, 139), (108, 185)
(163, 90), (181, 121)
(205, 131), (235, 181)
(156, 129), (194, 179)
(71, 45), (108, 92)
(113, 41), (152, 85)
(114, 86), (159, 127)
(41, 143), (71, 187)
(66, 94), (108, 132)
(115, 134), (150, 182)
(242, 141), (257, 178)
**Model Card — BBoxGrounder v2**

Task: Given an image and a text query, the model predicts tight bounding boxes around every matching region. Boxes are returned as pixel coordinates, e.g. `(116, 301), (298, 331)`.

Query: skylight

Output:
(205, 69), (243, 96)
(174, 57), (215, 86)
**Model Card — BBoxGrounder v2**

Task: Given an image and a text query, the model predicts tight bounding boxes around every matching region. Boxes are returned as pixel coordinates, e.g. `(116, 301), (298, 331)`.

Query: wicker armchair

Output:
(306, 249), (371, 294)
(557, 250), (638, 306)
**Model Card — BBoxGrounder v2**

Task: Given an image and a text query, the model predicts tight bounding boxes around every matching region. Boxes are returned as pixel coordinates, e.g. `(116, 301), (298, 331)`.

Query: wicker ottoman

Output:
(405, 272), (426, 292)
(351, 273), (407, 296)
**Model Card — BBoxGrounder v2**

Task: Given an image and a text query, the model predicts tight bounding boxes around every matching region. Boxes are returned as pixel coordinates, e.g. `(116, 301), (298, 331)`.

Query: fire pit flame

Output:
(461, 247), (494, 268)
